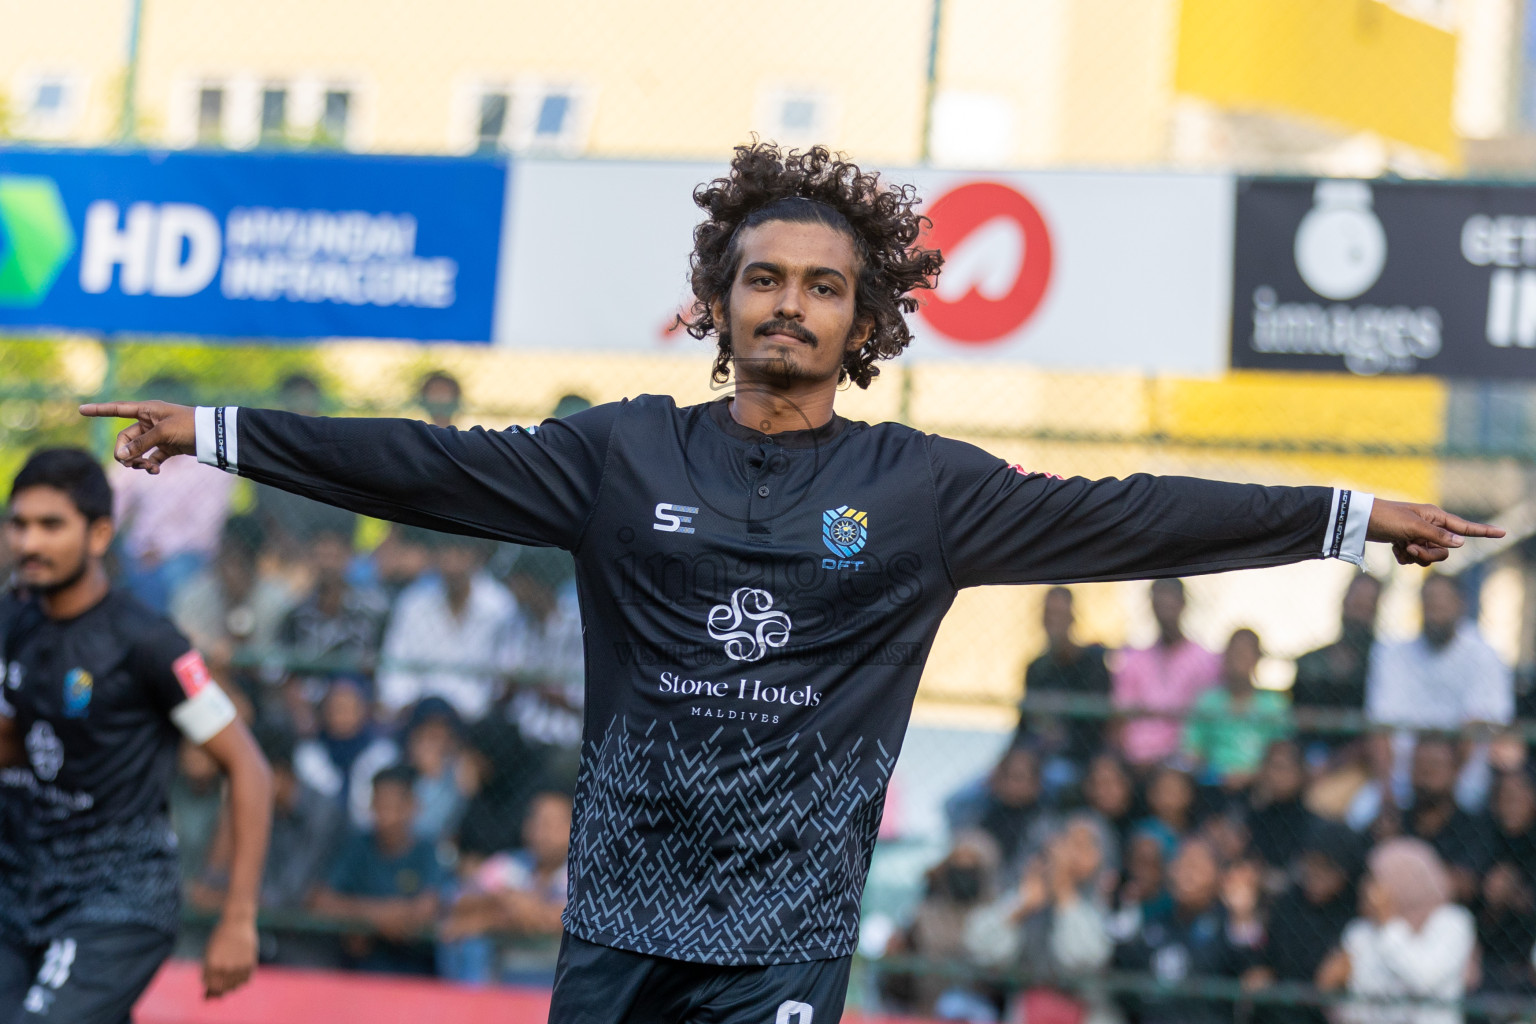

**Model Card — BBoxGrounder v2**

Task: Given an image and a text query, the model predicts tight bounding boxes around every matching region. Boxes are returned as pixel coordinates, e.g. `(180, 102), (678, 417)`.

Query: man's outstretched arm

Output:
(926, 435), (1502, 588)
(80, 400), (614, 550)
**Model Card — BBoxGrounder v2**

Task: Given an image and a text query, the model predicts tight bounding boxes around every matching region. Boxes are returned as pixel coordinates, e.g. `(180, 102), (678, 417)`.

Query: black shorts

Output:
(0, 924), (175, 1024)
(548, 932), (852, 1024)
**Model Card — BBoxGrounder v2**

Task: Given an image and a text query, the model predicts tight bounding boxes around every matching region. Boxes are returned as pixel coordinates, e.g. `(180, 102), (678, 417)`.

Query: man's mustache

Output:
(754, 319), (818, 346)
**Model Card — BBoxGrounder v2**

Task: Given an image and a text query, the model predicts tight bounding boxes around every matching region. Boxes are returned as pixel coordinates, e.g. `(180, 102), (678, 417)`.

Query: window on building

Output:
(197, 87), (224, 145)
(477, 93), (508, 153)
(319, 90), (350, 146)
(32, 81), (65, 117)
(534, 92), (571, 139)
(758, 88), (829, 146)
(259, 88), (287, 145)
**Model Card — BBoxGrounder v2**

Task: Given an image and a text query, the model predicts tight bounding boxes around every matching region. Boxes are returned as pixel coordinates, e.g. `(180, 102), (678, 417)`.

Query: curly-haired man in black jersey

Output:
(85, 141), (1496, 1024)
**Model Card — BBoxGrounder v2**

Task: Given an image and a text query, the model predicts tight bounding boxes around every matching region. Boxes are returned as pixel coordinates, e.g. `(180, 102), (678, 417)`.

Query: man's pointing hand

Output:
(1368, 499), (1505, 567)
(79, 401), (196, 474)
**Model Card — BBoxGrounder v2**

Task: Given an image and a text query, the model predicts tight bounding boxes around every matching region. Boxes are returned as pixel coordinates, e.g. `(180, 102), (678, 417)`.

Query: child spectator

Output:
(1244, 740), (1320, 875)
(311, 765), (446, 975)
(403, 697), (469, 843)
(1182, 629), (1293, 790)
(295, 678), (399, 829)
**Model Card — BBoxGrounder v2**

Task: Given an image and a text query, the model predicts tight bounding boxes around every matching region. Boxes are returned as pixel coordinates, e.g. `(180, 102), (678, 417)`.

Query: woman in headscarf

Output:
(1316, 838), (1475, 1024)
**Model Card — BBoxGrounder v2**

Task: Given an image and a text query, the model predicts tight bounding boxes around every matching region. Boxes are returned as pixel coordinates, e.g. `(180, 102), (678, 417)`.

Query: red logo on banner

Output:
(172, 650), (212, 698)
(919, 181), (1053, 344)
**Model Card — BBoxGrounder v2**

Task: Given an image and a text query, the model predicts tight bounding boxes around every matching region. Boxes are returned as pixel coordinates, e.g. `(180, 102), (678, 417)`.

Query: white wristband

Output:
(193, 406), (240, 474)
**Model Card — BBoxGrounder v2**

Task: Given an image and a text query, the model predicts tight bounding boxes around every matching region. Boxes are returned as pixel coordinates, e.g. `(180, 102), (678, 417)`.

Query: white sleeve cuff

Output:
(1323, 489), (1374, 567)
(170, 682), (238, 744)
(193, 406), (240, 474)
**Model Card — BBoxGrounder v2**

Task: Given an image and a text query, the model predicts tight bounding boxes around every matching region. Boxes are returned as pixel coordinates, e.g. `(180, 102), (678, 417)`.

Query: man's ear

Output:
(87, 517), (115, 558)
(847, 315), (874, 352)
(711, 297), (728, 333)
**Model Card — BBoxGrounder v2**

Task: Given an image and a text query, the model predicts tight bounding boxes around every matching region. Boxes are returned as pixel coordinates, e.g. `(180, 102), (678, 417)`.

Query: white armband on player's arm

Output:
(194, 406), (241, 474)
(168, 648), (237, 743)
(1322, 488), (1374, 567)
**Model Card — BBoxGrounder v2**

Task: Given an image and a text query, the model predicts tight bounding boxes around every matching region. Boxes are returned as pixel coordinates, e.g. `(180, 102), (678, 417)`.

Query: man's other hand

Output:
(78, 401), (197, 474)
(1368, 499), (1505, 566)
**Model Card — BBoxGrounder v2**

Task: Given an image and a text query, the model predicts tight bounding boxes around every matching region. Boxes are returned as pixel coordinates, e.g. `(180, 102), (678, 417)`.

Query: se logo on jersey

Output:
(62, 668), (92, 718)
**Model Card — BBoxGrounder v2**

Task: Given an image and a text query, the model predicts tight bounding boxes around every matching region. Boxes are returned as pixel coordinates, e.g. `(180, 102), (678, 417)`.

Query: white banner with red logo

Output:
(494, 159), (1234, 374)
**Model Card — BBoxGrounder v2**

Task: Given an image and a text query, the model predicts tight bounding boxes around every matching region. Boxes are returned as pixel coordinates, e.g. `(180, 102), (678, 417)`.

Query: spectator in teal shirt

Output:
(1182, 629), (1293, 790)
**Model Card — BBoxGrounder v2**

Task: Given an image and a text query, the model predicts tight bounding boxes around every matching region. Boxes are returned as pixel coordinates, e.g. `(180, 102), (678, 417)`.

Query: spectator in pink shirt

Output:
(1112, 579), (1221, 767)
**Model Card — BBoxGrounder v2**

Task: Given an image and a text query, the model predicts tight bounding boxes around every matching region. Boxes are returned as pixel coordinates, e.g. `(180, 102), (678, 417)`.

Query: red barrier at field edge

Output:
(136, 959), (937, 1024)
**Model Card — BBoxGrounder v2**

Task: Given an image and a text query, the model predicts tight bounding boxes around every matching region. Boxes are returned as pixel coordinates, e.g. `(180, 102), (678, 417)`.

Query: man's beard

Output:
(24, 552), (89, 596)
(726, 316), (845, 387)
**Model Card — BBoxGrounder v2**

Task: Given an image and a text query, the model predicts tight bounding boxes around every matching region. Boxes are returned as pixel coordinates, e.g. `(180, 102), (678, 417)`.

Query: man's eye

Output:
(812, 284), (835, 296)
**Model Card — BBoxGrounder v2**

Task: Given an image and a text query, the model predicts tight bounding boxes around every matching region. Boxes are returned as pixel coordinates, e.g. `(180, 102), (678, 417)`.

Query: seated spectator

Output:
(1183, 629), (1293, 790)
(1316, 839), (1476, 1024)
(1361, 735), (1491, 903)
(311, 765), (446, 975)
(1366, 573), (1513, 811)
(171, 514), (293, 696)
(1014, 587), (1112, 788)
(1139, 765), (1196, 851)
(949, 746), (1058, 883)
(192, 724), (345, 966)
(456, 714), (548, 861)
(1112, 579), (1220, 768)
(964, 816), (1118, 1024)
(1112, 837), (1263, 1024)
(501, 547), (585, 786)
(1245, 740), (1320, 874)
(1244, 820), (1365, 1024)
(363, 524), (434, 603)
(1292, 574), (1382, 759)
(378, 535), (519, 722)
(1080, 753), (1135, 870)
(438, 791), (572, 984)
(403, 697), (469, 843)
(881, 831), (1003, 1019)
(1106, 825), (1174, 941)
(276, 524), (389, 727)
(295, 678), (399, 829)
(418, 369), (463, 428)
(1478, 769), (1536, 993)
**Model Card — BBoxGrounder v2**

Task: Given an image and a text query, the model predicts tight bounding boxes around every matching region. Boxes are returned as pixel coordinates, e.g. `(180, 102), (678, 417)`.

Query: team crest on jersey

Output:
(822, 506), (868, 558)
(62, 668), (92, 718)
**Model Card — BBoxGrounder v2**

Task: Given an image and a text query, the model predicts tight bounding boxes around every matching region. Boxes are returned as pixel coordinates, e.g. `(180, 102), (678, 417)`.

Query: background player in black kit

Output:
(84, 142), (1501, 1024)
(0, 449), (272, 1023)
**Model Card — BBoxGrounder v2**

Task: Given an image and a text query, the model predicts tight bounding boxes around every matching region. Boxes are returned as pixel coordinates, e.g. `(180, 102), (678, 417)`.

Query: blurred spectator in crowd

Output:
(1140, 765), (1196, 851)
(1112, 579), (1220, 768)
(455, 715), (549, 861)
(438, 791), (572, 984)
(364, 524), (435, 604)
(1293, 574), (1382, 757)
(949, 746), (1058, 884)
(170, 741), (225, 888)
(1477, 769), (1536, 993)
(378, 535), (518, 722)
(1244, 820), (1365, 1024)
(1080, 753), (1135, 868)
(500, 546), (585, 787)
(1317, 839), (1475, 1024)
(403, 697), (470, 844)
(311, 765), (446, 976)
(882, 831), (1003, 1019)
(1106, 826), (1174, 942)
(1244, 740), (1319, 875)
(1182, 629), (1293, 790)
(967, 815), (1117, 1024)
(171, 514), (293, 698)
(418, 370), (462, 428)
(1366, 573), (1513, 810)
(1112, 838), (1263, 1024)
(1358, 735), (1490, 903)
(112, 376), (237, 613)
(295, 678), (399, 829)
(1014, 587), (1112, 793)
(192, 724), (345, 966)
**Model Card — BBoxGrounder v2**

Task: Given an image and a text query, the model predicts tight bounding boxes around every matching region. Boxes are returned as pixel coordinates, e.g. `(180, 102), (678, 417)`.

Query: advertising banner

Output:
(496, 159), (1235, 375)
(1231, 177), (1536, 378)
(0, 148), (507, 342)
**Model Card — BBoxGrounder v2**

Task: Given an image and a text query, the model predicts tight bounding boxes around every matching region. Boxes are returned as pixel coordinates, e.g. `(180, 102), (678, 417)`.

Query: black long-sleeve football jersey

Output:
(195, 395), (1371, 965)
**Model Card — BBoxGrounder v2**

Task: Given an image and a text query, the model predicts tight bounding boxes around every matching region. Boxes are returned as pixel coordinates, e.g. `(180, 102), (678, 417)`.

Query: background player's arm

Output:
(80, 400), (612, 548)
(0, 715), (18, 767)
(928, 436), (1501, 588)
(198, 719), (273, 999)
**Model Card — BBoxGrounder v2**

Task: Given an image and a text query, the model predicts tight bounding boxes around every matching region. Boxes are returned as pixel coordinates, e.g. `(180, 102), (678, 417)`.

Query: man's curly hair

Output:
(680, 141), (943, 390)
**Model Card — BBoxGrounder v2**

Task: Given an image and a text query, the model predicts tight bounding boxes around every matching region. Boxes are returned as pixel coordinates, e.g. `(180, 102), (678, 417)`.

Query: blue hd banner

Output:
(0, 148), (507, 342)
